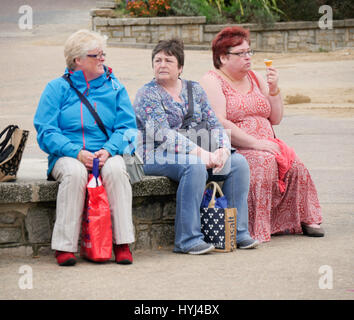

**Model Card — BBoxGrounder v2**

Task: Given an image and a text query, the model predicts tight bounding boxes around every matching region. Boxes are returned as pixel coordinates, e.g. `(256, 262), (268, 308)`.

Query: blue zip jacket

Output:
(34, 66), (137, 176)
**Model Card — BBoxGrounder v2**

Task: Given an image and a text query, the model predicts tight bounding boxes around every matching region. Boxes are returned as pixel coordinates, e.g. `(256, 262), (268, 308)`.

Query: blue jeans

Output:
(143, 152), (252, 252)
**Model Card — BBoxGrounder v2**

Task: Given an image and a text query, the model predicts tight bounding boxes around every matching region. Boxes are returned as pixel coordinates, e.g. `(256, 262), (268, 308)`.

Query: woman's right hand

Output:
(252, 139), (280, 155)
(196, 148), (231, 171)
(77, 150), (95, 170)
(211, 148), (230, 174)
(199, 149), (217, 169)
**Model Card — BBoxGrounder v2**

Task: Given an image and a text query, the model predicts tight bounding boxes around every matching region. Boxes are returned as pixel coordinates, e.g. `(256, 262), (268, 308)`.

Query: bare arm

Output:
(252, 69), (284, 125)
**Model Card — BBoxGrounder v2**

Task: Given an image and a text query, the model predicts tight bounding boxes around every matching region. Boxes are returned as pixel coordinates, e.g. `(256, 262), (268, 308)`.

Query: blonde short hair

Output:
(64, 29), (107, 70)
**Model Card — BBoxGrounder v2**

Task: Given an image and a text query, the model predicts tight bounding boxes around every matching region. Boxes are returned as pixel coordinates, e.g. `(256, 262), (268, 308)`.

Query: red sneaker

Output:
(114, 244), (133, 264)
(55, 251), (77, 266)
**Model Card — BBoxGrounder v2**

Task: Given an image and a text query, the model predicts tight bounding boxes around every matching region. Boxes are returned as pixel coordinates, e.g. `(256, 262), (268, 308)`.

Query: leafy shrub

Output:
(119, 0), (354, 22)
(318, 0), (354, 19)
(278, 0), (354, 22)
(224, 0), (281, 25)
(277, 0), (320, 21)
(170, 0), (226, 23)
(206, 0), (282, 24)
(169, 0), (199, 17)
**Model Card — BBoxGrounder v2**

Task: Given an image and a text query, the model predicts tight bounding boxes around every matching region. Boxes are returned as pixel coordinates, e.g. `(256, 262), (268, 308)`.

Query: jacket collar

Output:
(64, 65), (113, 92)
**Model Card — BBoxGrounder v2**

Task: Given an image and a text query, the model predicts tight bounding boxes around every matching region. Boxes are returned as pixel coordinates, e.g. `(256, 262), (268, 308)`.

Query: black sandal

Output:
(301, 223), (325, 237)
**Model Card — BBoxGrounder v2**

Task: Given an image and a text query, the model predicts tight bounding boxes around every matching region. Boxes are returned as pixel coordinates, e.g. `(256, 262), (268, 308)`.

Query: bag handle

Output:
(0, 125), (18, 153)
(158, 80), (194, 130)
(92, 158), (99, 178)
(205, 181), (224, 208)
(180, 80), (194, 129)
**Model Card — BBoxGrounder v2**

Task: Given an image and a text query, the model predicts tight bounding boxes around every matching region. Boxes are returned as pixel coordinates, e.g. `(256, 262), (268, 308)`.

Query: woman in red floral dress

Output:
(200, 26), (324, 242)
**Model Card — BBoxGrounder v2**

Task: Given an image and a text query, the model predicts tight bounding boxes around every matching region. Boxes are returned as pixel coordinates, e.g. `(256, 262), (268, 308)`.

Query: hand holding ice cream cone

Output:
(263, 59), (279, 96)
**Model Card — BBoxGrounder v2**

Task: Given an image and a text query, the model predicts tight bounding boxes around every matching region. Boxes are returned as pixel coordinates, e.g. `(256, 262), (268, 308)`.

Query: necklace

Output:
(218, 68), (239, 83)
(218, 69), (251, 93)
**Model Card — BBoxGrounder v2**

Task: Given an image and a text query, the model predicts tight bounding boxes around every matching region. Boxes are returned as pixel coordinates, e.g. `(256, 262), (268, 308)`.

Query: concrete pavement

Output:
(1, 110), (353, 300)
(0, 0), (354, 300)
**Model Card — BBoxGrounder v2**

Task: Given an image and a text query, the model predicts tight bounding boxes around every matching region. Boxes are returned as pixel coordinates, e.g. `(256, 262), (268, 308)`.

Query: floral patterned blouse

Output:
(133, 78), (231, 162)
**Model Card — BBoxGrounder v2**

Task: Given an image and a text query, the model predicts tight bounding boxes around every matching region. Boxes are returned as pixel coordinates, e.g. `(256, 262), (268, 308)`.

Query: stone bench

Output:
(0, 176), (178, 256)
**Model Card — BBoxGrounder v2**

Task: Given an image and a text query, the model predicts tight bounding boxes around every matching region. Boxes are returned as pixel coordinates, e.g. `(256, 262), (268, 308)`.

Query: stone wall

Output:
(0, 177), (178, 255)
(90, 7), (354, 52)
(92, 15), (206, 48)
(204, 20), (354, 52)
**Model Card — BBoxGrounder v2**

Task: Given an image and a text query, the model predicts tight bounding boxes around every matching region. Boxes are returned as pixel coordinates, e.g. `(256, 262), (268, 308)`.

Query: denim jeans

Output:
(143, 152), (252, 252)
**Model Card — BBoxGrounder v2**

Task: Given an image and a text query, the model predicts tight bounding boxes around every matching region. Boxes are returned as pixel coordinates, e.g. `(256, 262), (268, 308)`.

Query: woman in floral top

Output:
(133, 39), (259, 254)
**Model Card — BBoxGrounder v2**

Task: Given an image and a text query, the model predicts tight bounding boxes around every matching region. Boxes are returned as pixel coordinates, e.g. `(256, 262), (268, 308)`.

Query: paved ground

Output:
(0, 0), (354, 301)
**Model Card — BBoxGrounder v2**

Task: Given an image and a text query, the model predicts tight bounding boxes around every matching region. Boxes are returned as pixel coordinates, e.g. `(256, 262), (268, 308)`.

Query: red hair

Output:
(212, 26), (250, 69)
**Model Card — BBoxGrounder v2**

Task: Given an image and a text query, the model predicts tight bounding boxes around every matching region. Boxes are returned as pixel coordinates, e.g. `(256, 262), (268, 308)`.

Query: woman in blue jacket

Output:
(34, 30), (137, 266)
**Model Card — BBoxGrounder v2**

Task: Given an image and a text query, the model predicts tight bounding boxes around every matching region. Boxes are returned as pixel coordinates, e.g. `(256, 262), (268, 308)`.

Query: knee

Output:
(183, 162), (208, 185)
(62, 159), (88, 184)
(176, 154), (207, 180)
(101, 155), (128, 179)
(289, 158), (307, 177)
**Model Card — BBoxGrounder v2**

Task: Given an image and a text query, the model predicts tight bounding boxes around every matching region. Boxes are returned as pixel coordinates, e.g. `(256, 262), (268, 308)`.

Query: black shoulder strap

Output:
(62, 74), (109, 139)
(180, 80), (194, 129)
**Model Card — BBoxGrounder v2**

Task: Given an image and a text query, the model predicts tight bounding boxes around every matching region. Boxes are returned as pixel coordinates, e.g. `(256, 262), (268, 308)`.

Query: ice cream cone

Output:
(264, 59), (273, 67)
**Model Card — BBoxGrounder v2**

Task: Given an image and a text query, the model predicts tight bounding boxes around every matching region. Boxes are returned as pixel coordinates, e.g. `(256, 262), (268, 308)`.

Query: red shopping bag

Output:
(81, 158), (112, 262)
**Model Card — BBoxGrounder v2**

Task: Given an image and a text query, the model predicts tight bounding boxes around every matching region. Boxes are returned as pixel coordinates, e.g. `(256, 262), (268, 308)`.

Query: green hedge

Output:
(278, 0), (354, 22)
(117, 0), (354, 24)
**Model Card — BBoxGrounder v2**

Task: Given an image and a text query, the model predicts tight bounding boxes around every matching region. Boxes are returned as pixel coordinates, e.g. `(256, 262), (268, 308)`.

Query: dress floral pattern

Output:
(207, 70), (323, 242)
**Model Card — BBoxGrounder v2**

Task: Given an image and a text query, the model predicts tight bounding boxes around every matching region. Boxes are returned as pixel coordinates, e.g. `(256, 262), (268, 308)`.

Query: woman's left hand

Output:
(266, 67), (279, 95)
(94, 149), (111, 168)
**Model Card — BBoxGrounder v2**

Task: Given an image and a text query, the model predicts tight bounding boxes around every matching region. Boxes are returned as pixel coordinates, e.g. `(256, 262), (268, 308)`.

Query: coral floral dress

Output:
(207, 70), (323, 242)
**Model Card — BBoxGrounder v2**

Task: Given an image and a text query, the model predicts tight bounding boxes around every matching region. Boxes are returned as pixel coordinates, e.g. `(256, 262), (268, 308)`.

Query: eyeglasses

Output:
(86, 52), (106, 59)
(227, 50), (254, 57)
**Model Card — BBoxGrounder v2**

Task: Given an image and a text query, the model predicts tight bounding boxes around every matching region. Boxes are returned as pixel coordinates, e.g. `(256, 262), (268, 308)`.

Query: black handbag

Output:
(62, 74), (144, 184)
(0, 125), (29, 182)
